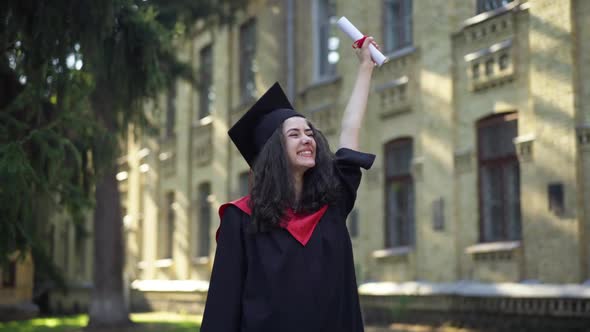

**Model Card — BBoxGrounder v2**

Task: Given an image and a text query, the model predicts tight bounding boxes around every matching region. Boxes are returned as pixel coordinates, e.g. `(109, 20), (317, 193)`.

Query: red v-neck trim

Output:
(217, 195), (328, 246)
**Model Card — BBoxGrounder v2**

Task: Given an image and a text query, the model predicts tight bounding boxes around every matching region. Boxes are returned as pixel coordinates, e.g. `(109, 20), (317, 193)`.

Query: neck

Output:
(293, 172), (304, 204)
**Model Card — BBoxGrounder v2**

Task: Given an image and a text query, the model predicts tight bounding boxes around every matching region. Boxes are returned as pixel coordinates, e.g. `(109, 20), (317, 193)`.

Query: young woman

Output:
(201, 37), (377, 332)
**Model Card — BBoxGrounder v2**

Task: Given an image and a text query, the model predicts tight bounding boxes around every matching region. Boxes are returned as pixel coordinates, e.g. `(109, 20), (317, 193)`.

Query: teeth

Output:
(298, 151), (312, 156)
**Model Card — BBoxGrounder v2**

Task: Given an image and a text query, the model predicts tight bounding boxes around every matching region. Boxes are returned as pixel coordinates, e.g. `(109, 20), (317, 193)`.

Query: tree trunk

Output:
(87, 163), (132, 328)
(87, 89), (132, 328)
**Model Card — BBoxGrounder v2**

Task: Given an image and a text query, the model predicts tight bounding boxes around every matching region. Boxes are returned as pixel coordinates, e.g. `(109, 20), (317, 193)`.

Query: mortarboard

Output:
(228, 82), (304, 167)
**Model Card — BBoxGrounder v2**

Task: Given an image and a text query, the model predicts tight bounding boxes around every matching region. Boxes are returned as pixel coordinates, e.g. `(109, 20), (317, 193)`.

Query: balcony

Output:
(373, 46), (418, 118)
(192, 121), (213, 167)
(298, 75), (342, 138)
(465, 39), (516, 91)
(159, 136), (176, 178)
(304, 103), (339, 137)
(458, 1), (529, 92)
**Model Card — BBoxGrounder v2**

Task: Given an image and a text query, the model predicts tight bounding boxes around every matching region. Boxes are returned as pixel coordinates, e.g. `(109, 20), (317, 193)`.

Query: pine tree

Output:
(1, 0), (243, 327)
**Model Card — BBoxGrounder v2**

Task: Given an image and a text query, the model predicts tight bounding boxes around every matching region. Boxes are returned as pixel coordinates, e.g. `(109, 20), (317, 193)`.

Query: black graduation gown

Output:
(201, 148), (376, 332)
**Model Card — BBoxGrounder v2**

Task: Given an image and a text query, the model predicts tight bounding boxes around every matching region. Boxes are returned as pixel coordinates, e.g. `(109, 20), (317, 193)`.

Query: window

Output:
(238, 171), (250, 197)
(548, 183), (564, 216)
(476, 0), (513, 14)
(62, 226), (69, 273)
(160, 192), (175, 259)
(477, 113), (521, 242)
(240, 19), (257, 102)
(472, 63), (480, 79)
(198, 44), (213, 120)
(49, 224), (55, 259)
(384, 138), (415, 247)
(196, 183), (211, 257)
(74, 225), (86, 276)
(383, 0), (413, 53)
(499, 53), (509, 70)
(432, 197), (445, 231)
(1, 262), (16, 288)
(137, 194), (145, 263)
(314, 0), (337, 79)
(485, 59), (494, 76)
(166, 82), (176, 138)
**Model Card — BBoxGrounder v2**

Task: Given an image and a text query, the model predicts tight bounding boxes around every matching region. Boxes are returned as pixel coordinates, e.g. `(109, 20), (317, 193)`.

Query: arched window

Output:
(313, 0), (337, 79)
(383, 0), (413, 53)
(477, 112), (521, 242)
(165, 82), (176, 138)
(239, 18), (257, 102)
(198, 44), (213, 121)
(159, 191), (175, 259)
(196, 183), (211, 258)
(384, 138), (415, 247)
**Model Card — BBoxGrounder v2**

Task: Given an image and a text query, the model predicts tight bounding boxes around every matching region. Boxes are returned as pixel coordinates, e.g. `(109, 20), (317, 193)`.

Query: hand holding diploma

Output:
(338, 19), (377, 151)
(337, 16), (387, 66)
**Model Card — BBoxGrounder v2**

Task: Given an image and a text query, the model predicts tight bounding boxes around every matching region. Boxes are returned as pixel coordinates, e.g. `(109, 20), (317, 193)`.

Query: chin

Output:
(296, 162), (315, 173)
(302, 163), (316, 170)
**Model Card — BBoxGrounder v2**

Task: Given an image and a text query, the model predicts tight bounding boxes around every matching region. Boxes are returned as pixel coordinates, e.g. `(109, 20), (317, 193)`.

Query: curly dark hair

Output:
(248, 120), (341, 232)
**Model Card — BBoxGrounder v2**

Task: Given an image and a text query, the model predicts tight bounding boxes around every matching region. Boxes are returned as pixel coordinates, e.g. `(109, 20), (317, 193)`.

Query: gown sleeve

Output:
(333, 148), (376, 216)
(200, 206), (246, 332)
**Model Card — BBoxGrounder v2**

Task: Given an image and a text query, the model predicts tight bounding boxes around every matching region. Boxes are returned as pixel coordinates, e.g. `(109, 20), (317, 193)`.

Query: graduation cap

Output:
(229, 82), (304, 167)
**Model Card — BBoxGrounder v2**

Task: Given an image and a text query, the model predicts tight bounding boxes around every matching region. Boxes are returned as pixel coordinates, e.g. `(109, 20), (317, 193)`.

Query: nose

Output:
(302, 136), (312, 144)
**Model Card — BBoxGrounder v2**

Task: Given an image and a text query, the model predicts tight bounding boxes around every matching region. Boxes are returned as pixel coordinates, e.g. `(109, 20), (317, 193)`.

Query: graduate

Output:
(200, 36), (378, 332)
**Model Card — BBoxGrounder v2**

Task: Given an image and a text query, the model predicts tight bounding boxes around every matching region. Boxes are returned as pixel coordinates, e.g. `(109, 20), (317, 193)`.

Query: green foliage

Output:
(0, 0), (244, 278)
(0, 315), (88, 332)
(0, 60), (97, 268)
(0, 313), (202, 332)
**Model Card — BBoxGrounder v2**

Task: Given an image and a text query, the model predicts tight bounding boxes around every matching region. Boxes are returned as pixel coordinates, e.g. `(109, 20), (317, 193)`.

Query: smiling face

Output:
(282, 117), (316, 174)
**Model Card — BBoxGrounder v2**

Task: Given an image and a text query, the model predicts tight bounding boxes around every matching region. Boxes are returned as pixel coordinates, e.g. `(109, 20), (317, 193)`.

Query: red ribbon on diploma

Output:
(352, 35), (368, 49)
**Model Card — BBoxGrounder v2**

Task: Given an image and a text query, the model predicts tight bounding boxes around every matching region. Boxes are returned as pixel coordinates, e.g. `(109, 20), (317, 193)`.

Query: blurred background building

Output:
(0, 253), (36, 320)
(36, 0), (590, 328)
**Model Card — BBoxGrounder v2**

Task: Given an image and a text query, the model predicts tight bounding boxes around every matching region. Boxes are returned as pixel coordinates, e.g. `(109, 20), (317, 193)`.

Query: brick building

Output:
(50, 0), (590, 327)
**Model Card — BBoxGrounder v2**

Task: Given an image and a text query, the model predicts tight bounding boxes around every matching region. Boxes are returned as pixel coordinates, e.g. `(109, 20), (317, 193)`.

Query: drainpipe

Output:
(286, 0), (295, 100)
(226, 28), (235, 202)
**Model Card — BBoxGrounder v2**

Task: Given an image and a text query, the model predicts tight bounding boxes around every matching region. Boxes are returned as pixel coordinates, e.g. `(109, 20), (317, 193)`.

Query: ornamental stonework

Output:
(514, 134), (535, 162)
(374, 47), (418, 118)
(159, 137), (177, 178)
(192, 122), (213, 166)
(459, 2), (526, 92)
(305, 103), (339, 136)
(465, 39), (516, 91)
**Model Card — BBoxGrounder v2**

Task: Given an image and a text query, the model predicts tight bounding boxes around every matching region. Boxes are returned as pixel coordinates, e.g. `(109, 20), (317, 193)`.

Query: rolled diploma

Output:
(336, 16), (387, 66)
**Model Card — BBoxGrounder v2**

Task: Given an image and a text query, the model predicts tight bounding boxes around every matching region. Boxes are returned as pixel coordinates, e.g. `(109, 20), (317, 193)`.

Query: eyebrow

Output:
(286, 127), (312, 133)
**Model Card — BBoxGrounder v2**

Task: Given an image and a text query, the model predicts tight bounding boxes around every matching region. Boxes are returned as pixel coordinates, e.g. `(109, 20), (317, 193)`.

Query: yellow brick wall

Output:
(452, 3), (531, 282)
(119, 0), (589, 287)
(523, 0), (579, 282)
(412, 0), (456, 283)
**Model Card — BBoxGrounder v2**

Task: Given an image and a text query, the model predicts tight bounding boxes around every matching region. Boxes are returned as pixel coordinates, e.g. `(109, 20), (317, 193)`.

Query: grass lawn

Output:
(0, 312), (202, 332)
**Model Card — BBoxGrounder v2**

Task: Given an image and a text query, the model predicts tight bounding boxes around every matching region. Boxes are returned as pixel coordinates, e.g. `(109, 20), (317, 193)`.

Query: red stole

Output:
(217, 195), (328, 246)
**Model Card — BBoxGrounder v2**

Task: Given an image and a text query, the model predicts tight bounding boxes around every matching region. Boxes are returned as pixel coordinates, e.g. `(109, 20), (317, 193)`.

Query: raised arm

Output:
(339, 37), (377, 150)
